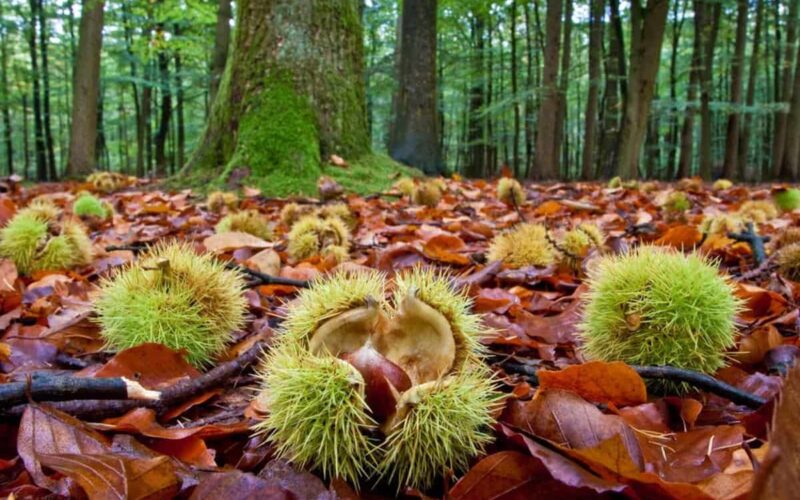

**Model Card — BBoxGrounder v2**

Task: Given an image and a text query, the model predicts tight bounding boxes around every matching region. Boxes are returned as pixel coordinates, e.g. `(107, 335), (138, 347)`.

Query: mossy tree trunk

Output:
(185, 0), (370, 192)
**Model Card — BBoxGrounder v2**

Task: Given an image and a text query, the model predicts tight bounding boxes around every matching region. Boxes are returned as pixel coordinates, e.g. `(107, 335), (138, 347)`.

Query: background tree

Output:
(66, 0), (104, 177)
(388, 0), (441, 174)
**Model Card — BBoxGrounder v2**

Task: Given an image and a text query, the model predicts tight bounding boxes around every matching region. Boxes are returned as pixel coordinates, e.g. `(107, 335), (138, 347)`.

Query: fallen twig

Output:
(2, 341), (267, 419)
(729, 222), (770, 265)
(499, 359), (767, 409)
(224, 262), (309, 288)
(0, 376), (159, 409)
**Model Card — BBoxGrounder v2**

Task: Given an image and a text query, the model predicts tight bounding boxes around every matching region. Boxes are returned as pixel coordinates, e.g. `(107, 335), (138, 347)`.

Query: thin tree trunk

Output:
(782, 29), (800, 179)
(582, 0), (603, 180)
(666, 0), (685, 177)
(738, 0), (765, 180)
(22, 94), (30, 178)
(209, 0), (231, 105)
(677, 0), (705, 178)
(615, 0), (669, 179)
(599, 0), (625, 178)
(154, 44), (171, 176)
(389, 0), (441, 174)
(698, 0), (721, 180)
(0, 1), (13, 175)
(27, 0), (47, 181)
(555, 0), (573, 178)
(37, 0), (56, 179)
(465, 10), (486, 177)
(723, 0), (749, 179)
(510, 0), (520, 174)
(523, 1), (535, 177)
(773, 0), (800, 178)
(532, 0), (563, 179)
(66, 0), (104, 177)
(174, 30), (185, 169)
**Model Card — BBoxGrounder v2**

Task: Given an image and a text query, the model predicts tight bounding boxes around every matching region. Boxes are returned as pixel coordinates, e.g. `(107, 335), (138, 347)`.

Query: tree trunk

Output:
(599, 0), (625, 178)
(22, 95), (30, 178)
(174, 31), (186, 169)
(27, 0), (47, 181)
(581, 0), (603, 180)
(555, 0), (573, 177)
(532, 0), (563, 180)
(389, 0), (441, 174)
(782, 31), (800, 179)
(615, 0), (669, 179)
(722, 0), (748, 179)
(66, 0), (104, 177)
(0, 1), (13, 176)
(738, 0), (764, 180)
(185, 0), (370, 191)
(464, 10), (487, 178)
(698, 0), (721, 180)
(37, 0), (56, 180)
(523, 1), (535, 177)
(666, 0), (685, 178)
(154, 39), (171, 176)
(510, 0), (520, 174)
(773, 0), (799, 178)
(209, 0), (232, 105)
(677, 0), (705, 178)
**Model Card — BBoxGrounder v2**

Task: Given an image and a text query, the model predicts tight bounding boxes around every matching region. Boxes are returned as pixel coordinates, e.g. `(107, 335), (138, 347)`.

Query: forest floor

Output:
(0, 174), (797, 499)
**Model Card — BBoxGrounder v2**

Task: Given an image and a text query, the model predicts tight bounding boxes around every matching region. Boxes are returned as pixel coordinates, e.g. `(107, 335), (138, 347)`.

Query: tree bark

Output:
(723, 0), (748, 179)
(738, 0), (765, 180)
(615, 0), (669, 179)
(510, 0), (520, 174)
(37, 0), (56, 180)
(677, 0), (705, 178)
(185, 0), (370, 190)
(599, 0), (625, 178)
(27, 0), (47, 181)
(209, 0), (231, 105)
(773, 0), (799, 178)
(555, 0), (573, 177)
(66, 0), (104, 177)
(698, 0), (721, 180)
(782, 29), (800, 179)
(666, 0), (685, 177)
(388, 0), (441, 174)
(0, 1), (13, 176)
(532, 0), (563, 180)
(154, 34), (171, 176)
(464, 10), (487, 178)
(174, 30), (185, 170)
(581, 0), (603, 180)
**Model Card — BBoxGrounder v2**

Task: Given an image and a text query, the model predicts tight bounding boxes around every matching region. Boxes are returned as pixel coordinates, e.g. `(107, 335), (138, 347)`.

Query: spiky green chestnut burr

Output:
(487, 223), (557, 268)
(393, 177), (415, 197)
(73, 193), (110, 219)
(663, 191), (691, 214)
(287, 215), (350, 262)
(608, 176), (622, 189)
(253, 269), (501, 490)
(713, 179), (733, 190)
(497, 178), (525, 206)
(579, 246), (740, 387)
(699, 214), (744, 236)
(773, 188), (800, 212)
(0, 203), (93, 275)
(737, 200), (778, 223)
(319, 203), (357, 230)
(215, 210), (272, 241)
(778, 243), (800, 281)
(411, 181), (442, 207)
(378, 368), (502, 491)
(207, 191), (239, 213)
(254, 346), (380, 483)
(95, 242), (246, 366)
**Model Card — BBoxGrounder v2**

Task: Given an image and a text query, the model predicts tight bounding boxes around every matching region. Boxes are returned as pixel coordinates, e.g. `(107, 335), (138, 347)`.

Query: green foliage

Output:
(579, 246), (740, 388)
(73, 193), (109, 219)
(95, 242), (246, 367)
(773, 188), (800, 212)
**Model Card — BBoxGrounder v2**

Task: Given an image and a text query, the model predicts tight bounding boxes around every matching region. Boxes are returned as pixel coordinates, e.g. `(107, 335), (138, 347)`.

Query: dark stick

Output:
(499, 360), (767, 409)
(1, 341), (267, 419)
(0, 376), (158, 409)
(105, 243), (148, 253)
(728, 222), (770, 265)
(224, 262), (309, 288)
(510, 197), (527, 223)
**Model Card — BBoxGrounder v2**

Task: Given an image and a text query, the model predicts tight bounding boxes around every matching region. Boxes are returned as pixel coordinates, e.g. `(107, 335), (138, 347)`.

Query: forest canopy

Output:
(0, 0), (799, 189)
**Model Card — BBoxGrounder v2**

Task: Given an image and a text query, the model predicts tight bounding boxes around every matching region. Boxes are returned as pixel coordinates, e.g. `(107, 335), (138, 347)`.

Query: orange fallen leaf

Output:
(538, 361), (648, 407)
